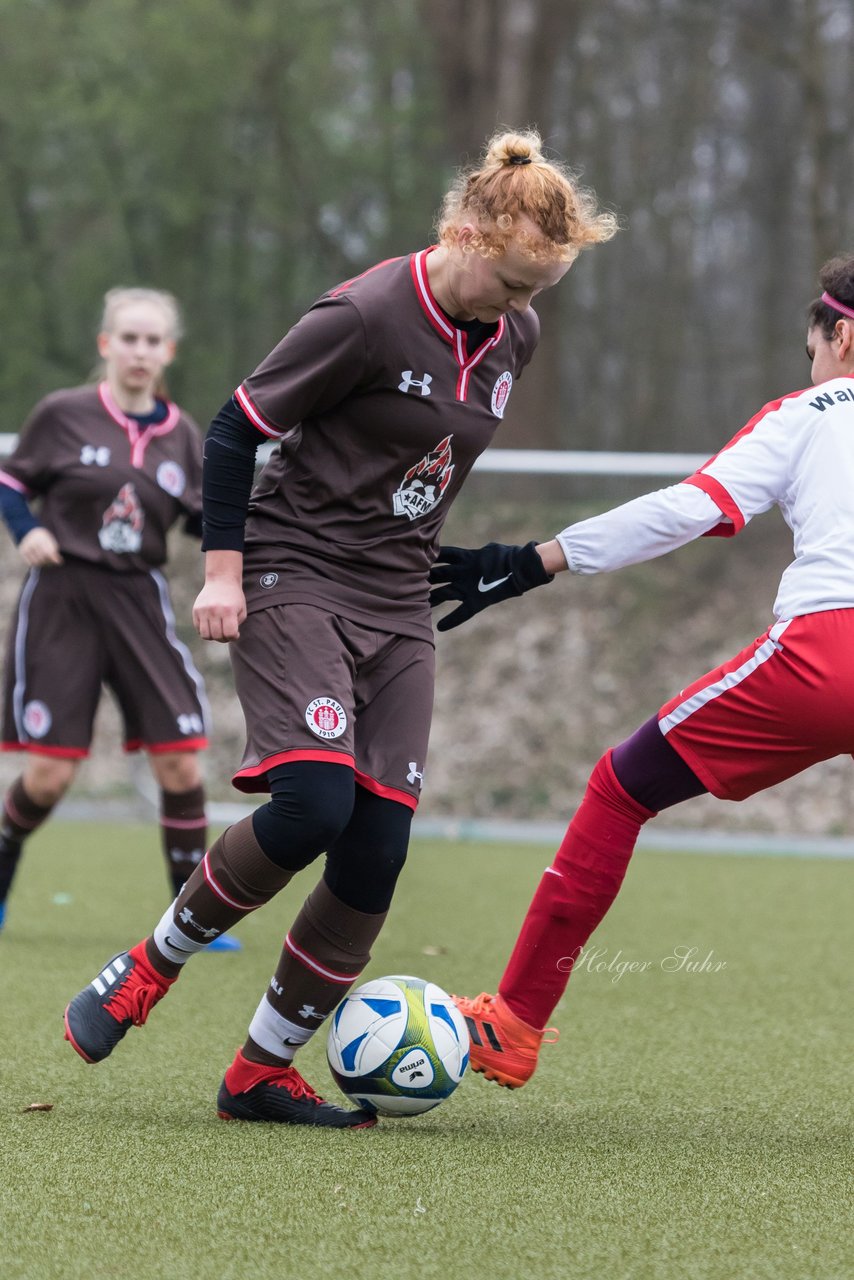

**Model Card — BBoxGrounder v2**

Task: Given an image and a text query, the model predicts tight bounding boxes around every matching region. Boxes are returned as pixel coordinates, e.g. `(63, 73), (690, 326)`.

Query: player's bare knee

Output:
(22, 755), (78, 807)
(149, 750), (202, 794)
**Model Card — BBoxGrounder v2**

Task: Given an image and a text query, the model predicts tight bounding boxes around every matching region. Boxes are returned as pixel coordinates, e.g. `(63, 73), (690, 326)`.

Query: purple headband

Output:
(821, 290), (854, 320)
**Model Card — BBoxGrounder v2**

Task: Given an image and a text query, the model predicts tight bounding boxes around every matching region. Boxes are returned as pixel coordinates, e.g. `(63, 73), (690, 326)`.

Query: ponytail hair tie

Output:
(508, 155), (532, 165)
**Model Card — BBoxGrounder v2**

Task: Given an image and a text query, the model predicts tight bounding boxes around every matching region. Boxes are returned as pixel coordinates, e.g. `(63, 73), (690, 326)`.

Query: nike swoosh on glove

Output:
(428, 541), (553, 632)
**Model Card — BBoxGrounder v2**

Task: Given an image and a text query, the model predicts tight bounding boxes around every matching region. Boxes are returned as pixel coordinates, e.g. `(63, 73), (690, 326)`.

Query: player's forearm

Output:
(555, 483), (726, 575)
(203, 548), (244, 586)
(534, 538), (569, 575)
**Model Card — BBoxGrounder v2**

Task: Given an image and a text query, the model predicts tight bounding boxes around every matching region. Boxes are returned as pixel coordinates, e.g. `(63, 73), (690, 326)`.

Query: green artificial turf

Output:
(1, 822), (850, 1280)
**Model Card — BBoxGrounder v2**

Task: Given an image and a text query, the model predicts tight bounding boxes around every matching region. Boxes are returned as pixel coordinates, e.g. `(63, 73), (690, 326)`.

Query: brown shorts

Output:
(229, 603), (434, 809)
(1, 561), (210, 758)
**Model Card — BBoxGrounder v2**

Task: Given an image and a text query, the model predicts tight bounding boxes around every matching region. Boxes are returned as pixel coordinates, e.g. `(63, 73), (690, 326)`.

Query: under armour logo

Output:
(171, 849), (203, 866)
(407, 762), (424, 788)
(178, 906), (219, 939)
(298, 1003), (325, 1020)
(177, 713), (204, 735)
(81, 445), (111, 467)
(399, 370), (432, 396)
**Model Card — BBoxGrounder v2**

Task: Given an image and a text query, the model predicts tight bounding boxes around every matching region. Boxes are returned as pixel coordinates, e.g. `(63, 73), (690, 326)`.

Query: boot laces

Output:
(106, 972), (166, 1027)
(455, 991), (559, 1044)
(268, 1065), (323, 1105)
(456, 991), (495, 1017)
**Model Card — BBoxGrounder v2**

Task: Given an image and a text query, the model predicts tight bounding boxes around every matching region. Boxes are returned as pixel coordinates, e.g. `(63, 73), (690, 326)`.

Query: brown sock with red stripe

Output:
(0, 777), (55, 904)
(159, 784), (207, 897)
(145, 816), (295, 978)
(243, 879), (388, 1065)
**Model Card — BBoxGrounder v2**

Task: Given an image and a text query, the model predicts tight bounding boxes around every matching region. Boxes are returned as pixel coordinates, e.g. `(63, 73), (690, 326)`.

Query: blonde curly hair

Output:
(436, 128), (618, 263)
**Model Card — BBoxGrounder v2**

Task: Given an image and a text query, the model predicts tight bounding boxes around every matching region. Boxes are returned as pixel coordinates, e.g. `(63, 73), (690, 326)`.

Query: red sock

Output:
(224, 1048), (291, 1094)
(129, 940), (177, 991)
(498, 751), (655, 1029)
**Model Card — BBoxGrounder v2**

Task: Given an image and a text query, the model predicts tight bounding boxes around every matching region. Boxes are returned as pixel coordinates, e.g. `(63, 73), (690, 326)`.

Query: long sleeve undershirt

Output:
(201, 395), (262, 552)
(0, 482), (39, 544)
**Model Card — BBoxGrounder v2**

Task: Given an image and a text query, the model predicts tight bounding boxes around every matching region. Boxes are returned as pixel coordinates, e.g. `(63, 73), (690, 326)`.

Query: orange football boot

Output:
(453, 991), (558, 1088)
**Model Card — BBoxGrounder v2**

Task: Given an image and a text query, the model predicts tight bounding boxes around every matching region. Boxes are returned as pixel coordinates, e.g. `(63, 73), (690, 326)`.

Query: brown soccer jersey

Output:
(0, 383), (203, 571)
(235, 249), (539, 641)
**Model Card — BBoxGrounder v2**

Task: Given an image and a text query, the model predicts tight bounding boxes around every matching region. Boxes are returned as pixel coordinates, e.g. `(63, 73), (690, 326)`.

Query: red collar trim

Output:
(410, 248), (506, 351)
(410, 250), (505, 404)
(98, 382), (180, 467)
(411, 248), (456, 342)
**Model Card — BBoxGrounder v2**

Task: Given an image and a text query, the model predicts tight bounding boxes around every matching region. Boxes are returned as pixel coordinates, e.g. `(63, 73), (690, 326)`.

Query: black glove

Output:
(428, 541), (553, 632)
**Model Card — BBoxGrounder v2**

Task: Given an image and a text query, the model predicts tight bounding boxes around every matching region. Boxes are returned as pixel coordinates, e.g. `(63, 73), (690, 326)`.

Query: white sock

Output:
(152, 901), (213, 966)
(248, 994), (316, 1062)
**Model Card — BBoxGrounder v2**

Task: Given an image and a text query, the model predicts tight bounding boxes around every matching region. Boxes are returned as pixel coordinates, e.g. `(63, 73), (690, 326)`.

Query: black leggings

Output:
(251, 761), (412, 913)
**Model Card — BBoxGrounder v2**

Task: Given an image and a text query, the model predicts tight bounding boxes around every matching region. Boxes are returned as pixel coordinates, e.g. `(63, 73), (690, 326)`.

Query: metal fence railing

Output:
(1, 433), (707, 478)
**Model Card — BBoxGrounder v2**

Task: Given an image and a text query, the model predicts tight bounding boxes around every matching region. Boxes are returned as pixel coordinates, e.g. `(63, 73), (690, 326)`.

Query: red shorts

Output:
(658, 609), (854, 801)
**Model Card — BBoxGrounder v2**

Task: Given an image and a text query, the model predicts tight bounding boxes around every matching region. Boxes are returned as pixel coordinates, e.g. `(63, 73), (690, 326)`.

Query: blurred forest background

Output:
(3, 0), (854, 836)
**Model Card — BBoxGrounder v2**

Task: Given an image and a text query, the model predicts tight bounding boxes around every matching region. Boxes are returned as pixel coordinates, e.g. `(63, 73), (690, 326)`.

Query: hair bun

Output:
(484, 129), (543, 168)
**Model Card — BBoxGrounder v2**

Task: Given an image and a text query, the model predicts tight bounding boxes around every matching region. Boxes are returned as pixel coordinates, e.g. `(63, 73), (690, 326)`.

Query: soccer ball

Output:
(327, 975), (469, 1117)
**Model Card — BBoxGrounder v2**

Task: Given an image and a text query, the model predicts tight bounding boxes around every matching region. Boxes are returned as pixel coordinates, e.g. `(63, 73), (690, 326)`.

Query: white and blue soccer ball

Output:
(327, 975), (469, 1117)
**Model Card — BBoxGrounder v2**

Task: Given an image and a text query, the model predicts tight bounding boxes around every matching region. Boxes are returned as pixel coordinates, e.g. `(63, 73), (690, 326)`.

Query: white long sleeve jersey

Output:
(556, 376), (854, 621)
